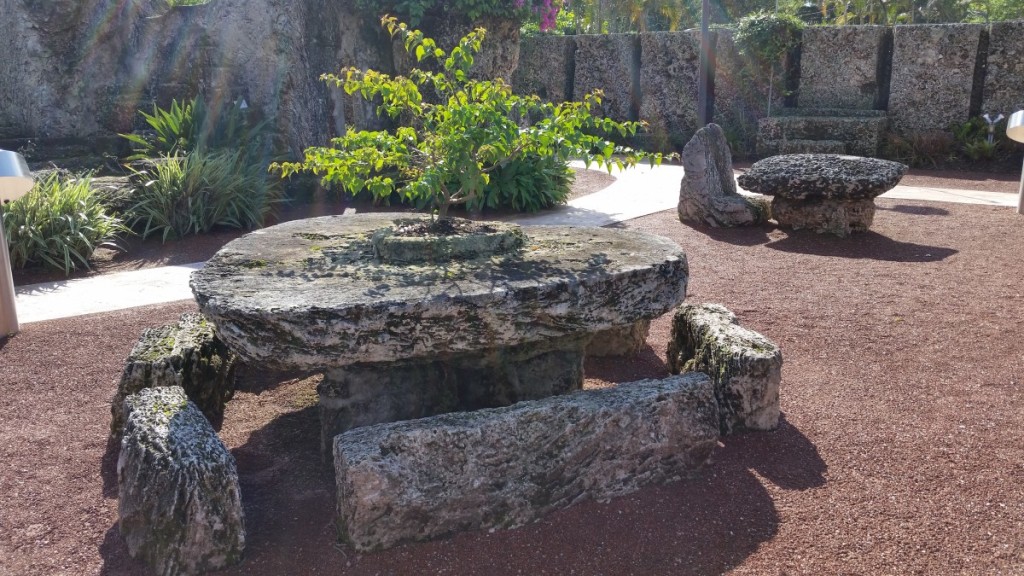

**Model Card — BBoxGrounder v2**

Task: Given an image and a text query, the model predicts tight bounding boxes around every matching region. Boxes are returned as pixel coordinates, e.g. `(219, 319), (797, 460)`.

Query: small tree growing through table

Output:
(273, 16), (667, 222)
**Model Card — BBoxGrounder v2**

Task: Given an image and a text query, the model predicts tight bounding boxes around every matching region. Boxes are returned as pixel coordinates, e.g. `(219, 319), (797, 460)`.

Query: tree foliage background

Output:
(541, 0), (1020, 34)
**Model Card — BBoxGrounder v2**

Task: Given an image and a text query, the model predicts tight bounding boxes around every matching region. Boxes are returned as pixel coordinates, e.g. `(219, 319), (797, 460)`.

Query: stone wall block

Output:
(111, 312), (237, 437)
(711, 29), (775, 158)
(668, 303), (781, 434)
(982, 20), (1024, 119)
(512, 34), (576, 102)
(889, 23), (984, 135)
(799, 25), (890, 110)
(118, 386), (245, 574)
(638, 30), (700, 151)
(335, 373), (720, 551)
(573, 34), (639, 122)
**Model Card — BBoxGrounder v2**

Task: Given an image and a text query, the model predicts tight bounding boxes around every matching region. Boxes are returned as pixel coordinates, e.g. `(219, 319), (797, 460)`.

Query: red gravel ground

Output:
(3, 170), (1024, 574)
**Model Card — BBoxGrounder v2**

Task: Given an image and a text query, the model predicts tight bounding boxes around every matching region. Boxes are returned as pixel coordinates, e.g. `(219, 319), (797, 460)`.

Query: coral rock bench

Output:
(667, 303), (782, 434)
(737, 153), (907, 237)
(334, 373), (720, 551)
(118, 386), (245, 575)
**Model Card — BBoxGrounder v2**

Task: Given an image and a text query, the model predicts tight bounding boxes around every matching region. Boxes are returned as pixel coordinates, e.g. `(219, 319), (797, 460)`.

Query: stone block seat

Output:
(667, 303), (782, 434)
(334, 373), (720, 551)
(118, 386), (245, 574)
(737, 153), (907, 237)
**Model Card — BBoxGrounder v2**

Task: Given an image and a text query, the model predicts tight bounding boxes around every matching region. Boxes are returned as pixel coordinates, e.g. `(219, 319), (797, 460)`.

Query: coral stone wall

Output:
(983, 21), (1024, 120)
(887, 23), (985, 135)
(799, 25), (891, 110)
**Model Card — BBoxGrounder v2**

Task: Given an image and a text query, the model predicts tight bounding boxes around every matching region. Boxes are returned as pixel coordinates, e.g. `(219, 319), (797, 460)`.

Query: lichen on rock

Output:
(110, 312), (237, 438)
(668, 303), (782, 434)
(117, 386), (245, 575)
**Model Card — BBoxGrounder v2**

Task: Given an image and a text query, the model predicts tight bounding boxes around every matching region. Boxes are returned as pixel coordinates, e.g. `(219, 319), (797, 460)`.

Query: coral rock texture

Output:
(334, 373), (720, 551)
(111, 312), (236, 437)
(117, 386), (245, 575)
(668, 303), (782, 434)
(678, 123), (770, 227)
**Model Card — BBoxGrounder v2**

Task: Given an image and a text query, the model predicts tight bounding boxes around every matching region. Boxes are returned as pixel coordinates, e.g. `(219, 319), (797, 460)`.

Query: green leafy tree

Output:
(274, 16), (666, 220)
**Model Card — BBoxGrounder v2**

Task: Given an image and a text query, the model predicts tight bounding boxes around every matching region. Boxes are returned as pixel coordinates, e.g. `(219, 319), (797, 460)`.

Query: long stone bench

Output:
(667, 303), (782, 434)
(118, 386), (245, 575)
(334, 373), (719, 551)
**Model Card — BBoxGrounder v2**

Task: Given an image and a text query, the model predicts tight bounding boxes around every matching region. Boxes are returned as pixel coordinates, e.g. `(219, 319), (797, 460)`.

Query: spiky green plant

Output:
(128, 150), (280, 241)
(2, 171), (128, 275)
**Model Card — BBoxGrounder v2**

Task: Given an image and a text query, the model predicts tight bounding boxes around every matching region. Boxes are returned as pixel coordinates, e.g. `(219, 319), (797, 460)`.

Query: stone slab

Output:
(334, 373), (720, 551)
(889, 23), (984, 135)
(799, 25), (889, 110)
(638, 30), (700, 151)
(118, 386), (245, 575)
(737, 154), (907, 200)
(982, 21), (1024, 119)
(191, 214), (688, 371)
(573, 33), (638, 121)
(667, 303), (781, 434)
(512, 34), (575, 102)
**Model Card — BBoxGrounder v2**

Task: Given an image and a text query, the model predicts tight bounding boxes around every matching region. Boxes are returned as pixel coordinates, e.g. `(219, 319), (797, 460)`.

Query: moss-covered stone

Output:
(111, 312), (237, 437)
(667, 303), (781, 434)
(118, 386), (245, 575)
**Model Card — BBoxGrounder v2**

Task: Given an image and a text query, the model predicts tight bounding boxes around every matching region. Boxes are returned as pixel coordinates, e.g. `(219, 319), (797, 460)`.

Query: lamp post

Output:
(1007, 111), (1024, 215)
(0, 149), (34, 336)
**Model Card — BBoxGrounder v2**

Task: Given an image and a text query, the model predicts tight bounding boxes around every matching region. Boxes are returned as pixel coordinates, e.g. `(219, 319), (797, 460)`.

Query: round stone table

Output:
(191, 213), (689, 449)
(737, 154), (907, 236)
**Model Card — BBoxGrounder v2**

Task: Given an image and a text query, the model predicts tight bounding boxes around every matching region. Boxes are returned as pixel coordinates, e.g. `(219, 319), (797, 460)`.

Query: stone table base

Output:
(318, 334), (589, 451)
(771, 196), (876, 237)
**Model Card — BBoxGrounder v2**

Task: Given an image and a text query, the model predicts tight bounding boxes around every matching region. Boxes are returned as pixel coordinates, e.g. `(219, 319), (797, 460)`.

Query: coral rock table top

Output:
(737, 154), (908, 201)
(190, 214), (688, 371)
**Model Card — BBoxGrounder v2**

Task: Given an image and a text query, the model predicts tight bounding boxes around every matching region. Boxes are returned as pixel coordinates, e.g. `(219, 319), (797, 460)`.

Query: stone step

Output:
(777, 139), (847, 155)
(756, 115), (888, 157)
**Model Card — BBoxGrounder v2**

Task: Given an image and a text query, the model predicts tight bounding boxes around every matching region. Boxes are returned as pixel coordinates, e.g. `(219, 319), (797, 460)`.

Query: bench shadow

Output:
(765, 230), (957, 262)
(876, 203), (950, 216)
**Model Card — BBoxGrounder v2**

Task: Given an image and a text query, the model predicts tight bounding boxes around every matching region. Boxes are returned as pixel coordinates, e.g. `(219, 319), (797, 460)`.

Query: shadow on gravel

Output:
(765, 230), (957, 262)
(725, 416), (827, 491)
(695, 222), (775, 246)
(877, 204), (950, 216)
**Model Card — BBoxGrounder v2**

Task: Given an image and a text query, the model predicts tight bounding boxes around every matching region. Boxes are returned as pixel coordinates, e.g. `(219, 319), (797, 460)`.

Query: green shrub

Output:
(128, 150), (280, 241)
(2, 171), (128, 275)
(734, 12), (804, 70)
(476, 154), (573, 213)
(274, 17), (666, 220)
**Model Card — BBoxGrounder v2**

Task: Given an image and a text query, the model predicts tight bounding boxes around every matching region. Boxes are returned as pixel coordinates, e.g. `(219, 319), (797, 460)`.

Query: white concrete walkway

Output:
(14, 162), (1020, 325)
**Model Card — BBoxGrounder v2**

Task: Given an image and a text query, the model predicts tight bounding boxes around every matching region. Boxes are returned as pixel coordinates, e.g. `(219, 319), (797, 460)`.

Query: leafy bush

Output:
(476, 154), (573, 212)
(274, 17), (666, 220)
(128, 150), (280, 241)
(2, 171), (127, 275)
(885, 131), (955, 168)
(734, 12), (804, 72)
